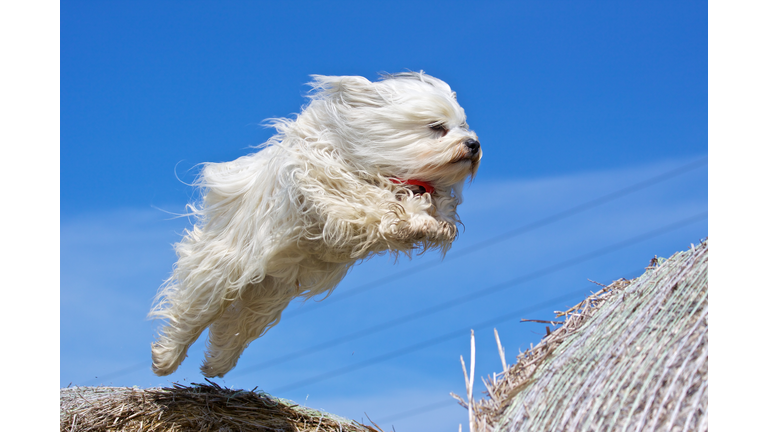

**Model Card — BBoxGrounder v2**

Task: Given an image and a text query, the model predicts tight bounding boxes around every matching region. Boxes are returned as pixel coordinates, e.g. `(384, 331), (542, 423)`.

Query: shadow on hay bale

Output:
(60, 379), (384, 432)
(455, 240), (708, 432)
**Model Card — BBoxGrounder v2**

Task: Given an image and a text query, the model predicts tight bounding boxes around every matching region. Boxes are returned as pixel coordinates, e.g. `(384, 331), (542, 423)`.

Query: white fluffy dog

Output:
(149, 72), (481, 378)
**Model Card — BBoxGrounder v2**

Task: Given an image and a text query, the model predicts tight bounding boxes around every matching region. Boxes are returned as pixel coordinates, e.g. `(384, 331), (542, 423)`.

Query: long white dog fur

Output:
(149, 72), (481, 377)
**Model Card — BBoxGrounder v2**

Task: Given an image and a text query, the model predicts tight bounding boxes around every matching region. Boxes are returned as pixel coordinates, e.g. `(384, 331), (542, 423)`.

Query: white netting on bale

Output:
(464, 240), (708, 432)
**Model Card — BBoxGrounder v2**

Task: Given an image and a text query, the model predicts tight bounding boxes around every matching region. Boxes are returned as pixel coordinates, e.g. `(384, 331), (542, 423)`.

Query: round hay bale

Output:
(60, 380), (382, 432)
(469, 240), (708, 432)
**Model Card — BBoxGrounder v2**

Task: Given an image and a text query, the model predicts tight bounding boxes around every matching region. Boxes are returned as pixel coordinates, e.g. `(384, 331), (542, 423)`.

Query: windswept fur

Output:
(149, 72), (481, 378)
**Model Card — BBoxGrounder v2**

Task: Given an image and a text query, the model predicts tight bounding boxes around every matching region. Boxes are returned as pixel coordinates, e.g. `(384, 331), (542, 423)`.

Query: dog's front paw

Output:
(381, 208), (457, 244)
(411, 214), (457, 242)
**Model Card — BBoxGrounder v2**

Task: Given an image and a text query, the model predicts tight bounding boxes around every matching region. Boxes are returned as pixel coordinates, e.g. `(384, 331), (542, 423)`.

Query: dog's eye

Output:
(429, 123), (449, 137)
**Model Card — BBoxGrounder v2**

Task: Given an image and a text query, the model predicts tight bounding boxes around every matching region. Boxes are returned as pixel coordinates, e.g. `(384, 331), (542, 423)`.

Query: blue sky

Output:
(59, 2), (708, 431)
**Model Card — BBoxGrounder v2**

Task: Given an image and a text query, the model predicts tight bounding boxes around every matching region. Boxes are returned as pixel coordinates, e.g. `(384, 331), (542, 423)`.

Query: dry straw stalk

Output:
(60, 379), (384, 432)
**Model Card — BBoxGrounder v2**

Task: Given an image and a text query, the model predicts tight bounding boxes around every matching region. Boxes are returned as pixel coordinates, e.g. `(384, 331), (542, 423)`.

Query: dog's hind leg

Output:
(150, 282), (234, 376)
(201, 276), (296, 378)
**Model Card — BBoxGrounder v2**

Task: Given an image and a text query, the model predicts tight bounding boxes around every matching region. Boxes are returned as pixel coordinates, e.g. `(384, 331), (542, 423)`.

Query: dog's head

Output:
(296, 72), (481, 191)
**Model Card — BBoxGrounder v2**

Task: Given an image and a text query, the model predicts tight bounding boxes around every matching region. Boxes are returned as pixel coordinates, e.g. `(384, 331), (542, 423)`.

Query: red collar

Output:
(392, 178), (435, 194)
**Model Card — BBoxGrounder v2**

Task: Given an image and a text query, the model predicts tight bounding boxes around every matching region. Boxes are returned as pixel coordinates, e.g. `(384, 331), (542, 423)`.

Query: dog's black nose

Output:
(464, 139), (480, 157)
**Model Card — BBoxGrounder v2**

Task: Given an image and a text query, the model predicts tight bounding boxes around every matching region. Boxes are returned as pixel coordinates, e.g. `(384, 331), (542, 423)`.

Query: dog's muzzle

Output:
(464, 139), (481, 159)
(450, 138), (482, 165)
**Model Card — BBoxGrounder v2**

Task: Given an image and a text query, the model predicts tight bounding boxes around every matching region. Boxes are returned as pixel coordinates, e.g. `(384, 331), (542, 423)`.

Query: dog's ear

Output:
(308, 75), (384, 107)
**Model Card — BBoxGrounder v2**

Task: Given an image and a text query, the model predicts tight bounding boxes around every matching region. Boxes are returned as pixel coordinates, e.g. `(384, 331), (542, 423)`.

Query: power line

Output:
(283, 157), (708, 317)
(264, 211), (707, 394)
(376, 399), (457, 425)
(270, 289), (589, 394)
(355, 267), (703, 427)
(231, 210), (706, 378)
(79, 158), (706, 385)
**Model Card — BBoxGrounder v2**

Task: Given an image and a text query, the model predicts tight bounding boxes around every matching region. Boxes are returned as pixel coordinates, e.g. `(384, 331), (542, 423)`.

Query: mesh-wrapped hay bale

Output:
(60, 380), (382, 432)
(471, 240), (708, 432)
